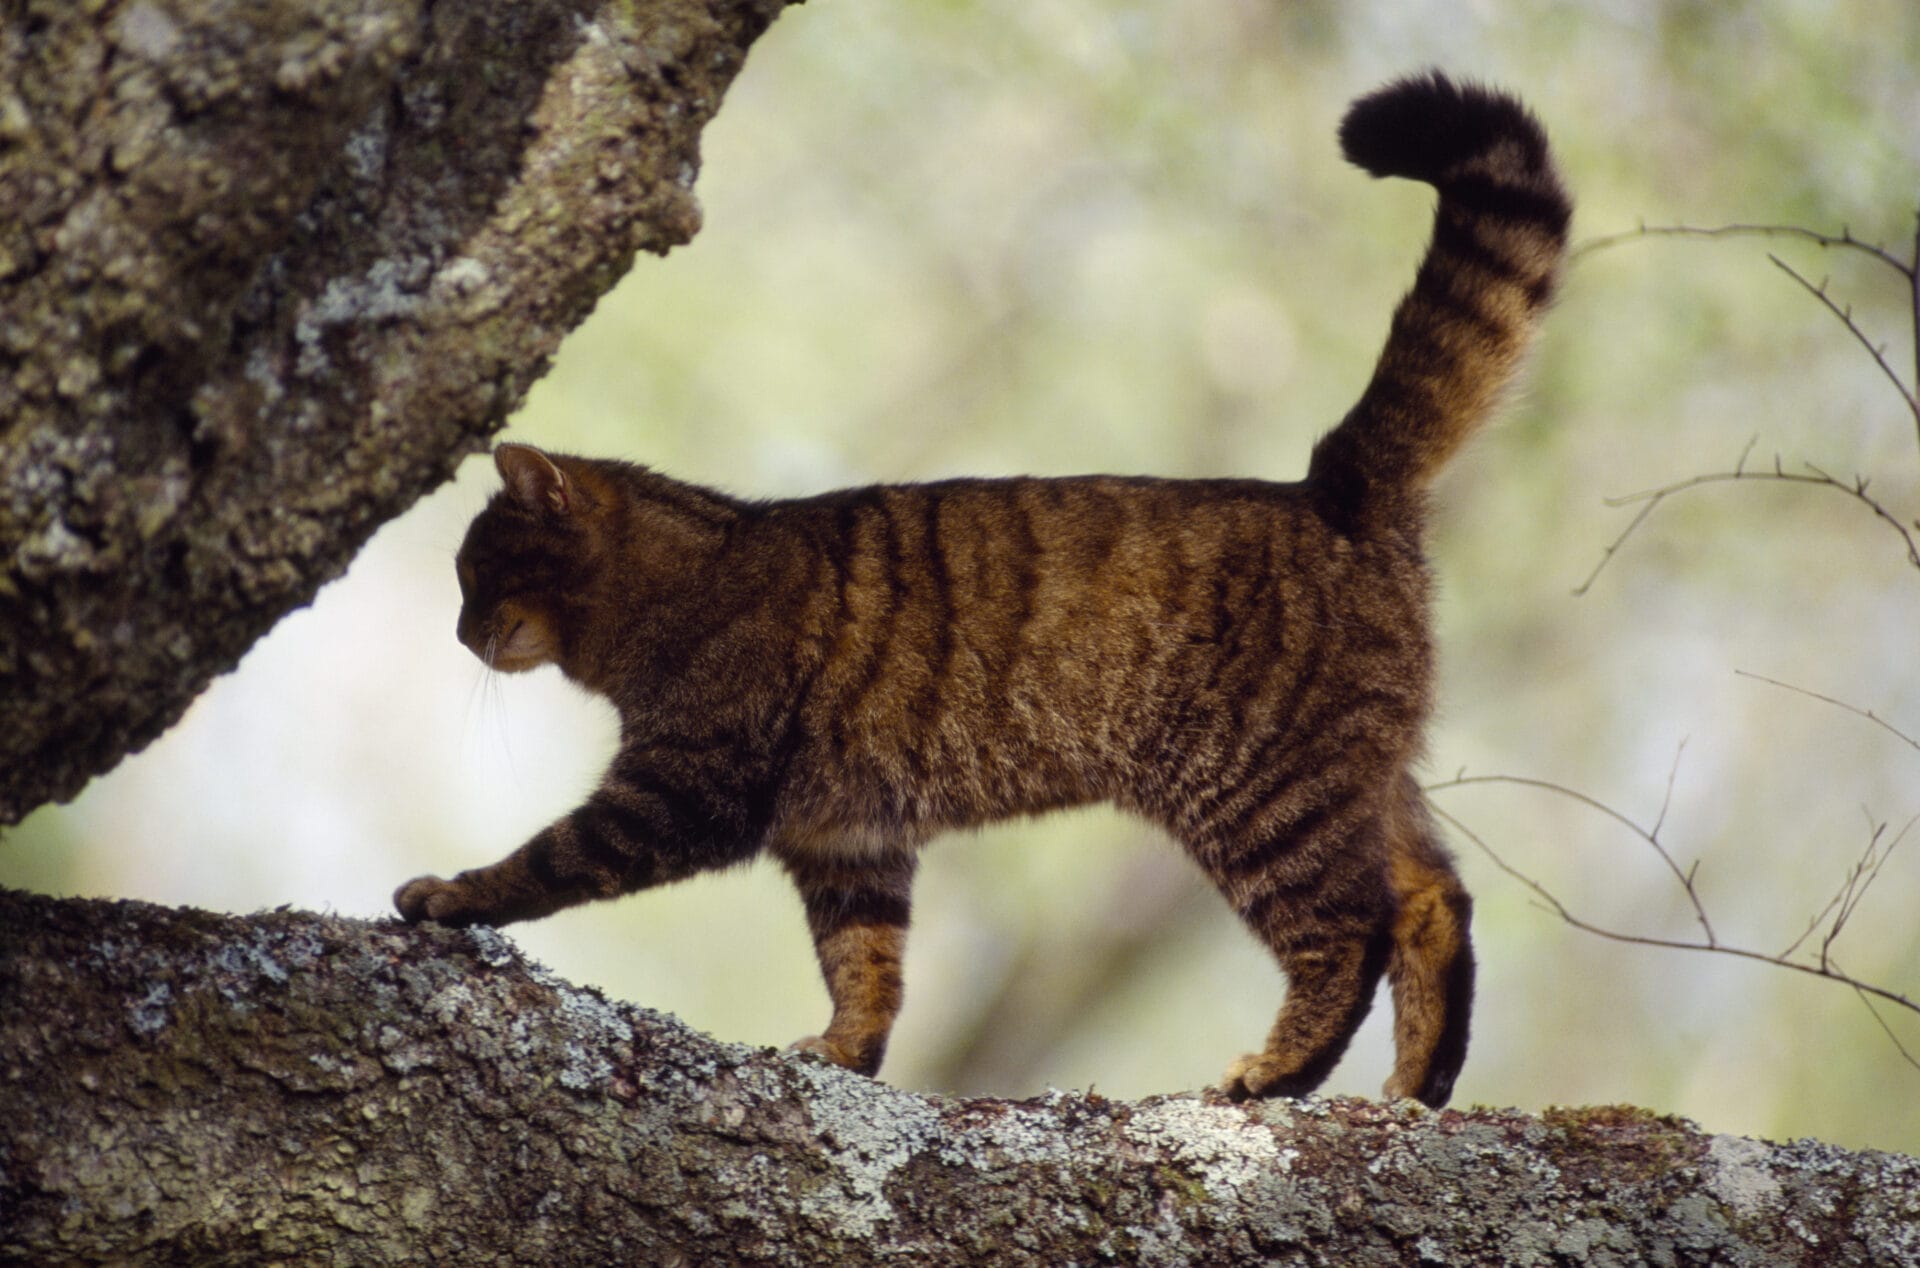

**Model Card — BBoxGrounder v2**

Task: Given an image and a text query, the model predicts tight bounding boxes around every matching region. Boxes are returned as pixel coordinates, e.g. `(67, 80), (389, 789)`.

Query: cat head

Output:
(453, 444), (608, 676)
(453, 444), (741, 684)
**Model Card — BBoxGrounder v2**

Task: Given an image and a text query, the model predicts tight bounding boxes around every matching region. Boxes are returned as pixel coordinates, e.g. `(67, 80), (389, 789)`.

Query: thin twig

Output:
(1734, 669), (1920, 755)
(1737, 704), (1913, 971)
(1820, 818), (1887, 972)
(1910, 210), (1920, 462)
(1423, 775), (1920, 1029)
(1492, 213), (1920, 1067)
(1575, 220), (1915, 278)
(1854, 984), (1920, 1072)
(1650, 738), (1685, 840)
(1768, 253), (1920, 422)
(1571, 214), (1920, 588)
(1574, 453), (1920, 593)
(1779, 876), (1849, 964)
(1426, 768), (1716, 945)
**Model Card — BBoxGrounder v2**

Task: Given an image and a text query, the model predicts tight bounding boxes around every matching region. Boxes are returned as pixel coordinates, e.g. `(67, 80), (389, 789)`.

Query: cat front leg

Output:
(779, 849), (917, 1078)
(393, 821), (611, 927)
(395, 751), (754, 927)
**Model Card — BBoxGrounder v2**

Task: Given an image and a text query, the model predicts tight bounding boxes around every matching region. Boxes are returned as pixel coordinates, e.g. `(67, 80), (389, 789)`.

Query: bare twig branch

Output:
(1779, 873), (1849, 964)
(1772, 809), (1914, 967)
(1910, 210), (1920, 457)
(1575, 220), (1915, 279)
(1572, 213), (1920, 590)
(1426, 764), (1715, 943)
(1767, 253), (1920, 422)
(1854, 982), (1920, 1072)
(1650, 738), (1684, 840)
(1573, 452), (1920, 593)
(1821, 818), (1885, 971)
(1736, 672), (1919, 976)
(1735, 669), (1920, 755)
(1423, 774), (1920, 1044)
(1477, 214), (1920, 1066)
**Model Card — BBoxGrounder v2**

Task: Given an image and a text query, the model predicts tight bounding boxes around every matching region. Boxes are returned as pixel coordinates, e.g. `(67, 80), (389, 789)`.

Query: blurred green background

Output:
(9, 0), (1919, 1153)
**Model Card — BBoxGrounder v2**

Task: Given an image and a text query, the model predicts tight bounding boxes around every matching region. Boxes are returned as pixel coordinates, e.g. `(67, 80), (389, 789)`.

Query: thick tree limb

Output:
(2, 888), (1916, 1264)
(0, 0), (791, 824)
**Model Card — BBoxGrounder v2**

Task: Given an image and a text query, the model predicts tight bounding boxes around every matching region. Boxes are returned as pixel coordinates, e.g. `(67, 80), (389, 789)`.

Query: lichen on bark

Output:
(2, 887), (1916, 1264)
(0, 0), (792, 824)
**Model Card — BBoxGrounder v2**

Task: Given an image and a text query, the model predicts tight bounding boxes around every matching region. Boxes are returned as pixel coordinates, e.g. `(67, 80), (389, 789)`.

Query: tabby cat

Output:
(396, 71), (1571, 1107)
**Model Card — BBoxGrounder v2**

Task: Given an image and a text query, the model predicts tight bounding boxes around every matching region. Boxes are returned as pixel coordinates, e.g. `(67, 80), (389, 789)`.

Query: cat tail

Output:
(1307, 71), (1572, 512)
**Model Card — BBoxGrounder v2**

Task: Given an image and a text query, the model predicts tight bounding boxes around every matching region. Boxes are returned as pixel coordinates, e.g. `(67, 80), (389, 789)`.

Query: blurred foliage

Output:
(8, 0), (1919, 1153)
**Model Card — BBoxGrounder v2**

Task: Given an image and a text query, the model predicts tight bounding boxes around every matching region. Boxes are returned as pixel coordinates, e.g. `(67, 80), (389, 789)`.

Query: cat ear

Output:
(494, 444), (572, 516)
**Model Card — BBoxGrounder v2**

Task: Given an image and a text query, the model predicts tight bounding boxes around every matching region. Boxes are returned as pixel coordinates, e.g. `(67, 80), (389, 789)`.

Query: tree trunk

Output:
(0, 0), (790, 824)
(2, 887), (1915, 1265)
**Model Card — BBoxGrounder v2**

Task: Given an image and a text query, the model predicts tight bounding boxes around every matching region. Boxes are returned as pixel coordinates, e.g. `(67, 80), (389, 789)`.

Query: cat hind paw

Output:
(1218, 1052), (1316, 1101)
(786, 1034), (882, 1077)
(1382, 1067), (1456, 1108)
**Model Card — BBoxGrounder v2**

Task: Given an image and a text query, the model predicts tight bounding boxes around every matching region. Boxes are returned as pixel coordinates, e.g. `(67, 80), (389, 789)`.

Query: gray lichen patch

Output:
(784, 1058), (950, 1238)
(294, 255), (439, 377)
(116, 3), (184, 64)
(127, 980), (174, 1036)
(1706, 1133), (1784, 1218)
(1123, 1096), (1295, 1194)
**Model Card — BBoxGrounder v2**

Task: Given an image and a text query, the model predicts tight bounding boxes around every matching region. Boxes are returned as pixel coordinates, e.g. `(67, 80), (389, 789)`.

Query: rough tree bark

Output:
(0, 0), (790, 824)
(3, 887), (1917, 1265)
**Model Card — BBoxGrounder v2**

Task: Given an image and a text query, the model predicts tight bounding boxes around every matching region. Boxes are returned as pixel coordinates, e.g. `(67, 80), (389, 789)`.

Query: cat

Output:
(395, 70), (1571, 1108)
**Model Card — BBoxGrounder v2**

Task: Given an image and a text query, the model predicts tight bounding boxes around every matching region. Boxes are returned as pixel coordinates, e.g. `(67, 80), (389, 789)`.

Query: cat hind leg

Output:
(1185, 809), (1396, 1101)
(1220, 927), (1392, 1100)
(1380, 777), (1476, 1107)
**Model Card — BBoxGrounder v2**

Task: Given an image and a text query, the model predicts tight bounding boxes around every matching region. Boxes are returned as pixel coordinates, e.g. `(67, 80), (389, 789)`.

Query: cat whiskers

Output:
(459, 631), (519, 780)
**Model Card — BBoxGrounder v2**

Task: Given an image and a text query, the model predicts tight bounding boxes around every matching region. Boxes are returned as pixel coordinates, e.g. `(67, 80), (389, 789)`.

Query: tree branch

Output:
(1431, 753), (1717, 945)
(1735, 668), (1920, 757)
(1573, 445), (1920, 594)
(1766, 251), (1920, 424)
(0, 0), (793, 824)
(1575, 219), (1917, 279)
(4, 887), (1917, 1263)
(1571, 214), (1920, 594)
(1425, 771), (1920, 1045)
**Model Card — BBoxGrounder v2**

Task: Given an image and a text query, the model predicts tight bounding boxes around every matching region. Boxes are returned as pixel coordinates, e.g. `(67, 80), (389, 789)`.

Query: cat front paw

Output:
(393, 874), (485, 926)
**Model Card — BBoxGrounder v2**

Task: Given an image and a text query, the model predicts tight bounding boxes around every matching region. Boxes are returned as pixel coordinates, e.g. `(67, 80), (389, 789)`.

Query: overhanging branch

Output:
(0, 0), (792, 824)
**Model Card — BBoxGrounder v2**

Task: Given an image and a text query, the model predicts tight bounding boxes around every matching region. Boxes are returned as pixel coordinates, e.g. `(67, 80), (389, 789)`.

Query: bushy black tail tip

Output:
(1338, 69), (1549, 184)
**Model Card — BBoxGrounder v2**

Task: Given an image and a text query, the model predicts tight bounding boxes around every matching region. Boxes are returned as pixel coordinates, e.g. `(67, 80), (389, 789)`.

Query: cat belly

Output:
(765, 725), (1109, 863)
